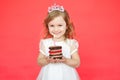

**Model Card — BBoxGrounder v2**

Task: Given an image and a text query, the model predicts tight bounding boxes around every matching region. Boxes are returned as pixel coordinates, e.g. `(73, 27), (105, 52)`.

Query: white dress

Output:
(37, 38), (80, 80)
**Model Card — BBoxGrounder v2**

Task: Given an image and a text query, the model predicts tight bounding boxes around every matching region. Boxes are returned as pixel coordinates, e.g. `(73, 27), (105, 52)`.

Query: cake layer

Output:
(53, 57), (62, 59)
(49, 46), (62, 50)
(49, 50), (62, 53)
(49, 46), (62, 59)
(49, 53), (62, 56)
(49, 55), (63, 59)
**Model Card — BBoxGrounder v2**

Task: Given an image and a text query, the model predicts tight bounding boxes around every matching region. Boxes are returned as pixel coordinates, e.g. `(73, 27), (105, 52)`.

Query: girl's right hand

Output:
(46, 56), (56, 63)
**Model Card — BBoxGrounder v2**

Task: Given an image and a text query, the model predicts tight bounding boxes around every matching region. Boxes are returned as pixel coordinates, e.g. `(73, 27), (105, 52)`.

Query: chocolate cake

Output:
(49, 46), (62, 59)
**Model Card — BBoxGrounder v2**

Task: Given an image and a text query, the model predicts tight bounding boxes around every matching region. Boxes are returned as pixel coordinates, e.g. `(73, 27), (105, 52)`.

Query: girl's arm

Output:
(38, 40), (52, 67)
(62, 40), (80, 68)
(37, 53), (57, 67)
(37, 53), (49, 67)
(63, 52), (80, 68)
(56, 40), (80, 68)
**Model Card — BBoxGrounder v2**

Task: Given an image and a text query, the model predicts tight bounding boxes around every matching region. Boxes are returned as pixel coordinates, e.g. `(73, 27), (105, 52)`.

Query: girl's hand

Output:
(55, 56), (67, 63)
(46, 56), (56, 63)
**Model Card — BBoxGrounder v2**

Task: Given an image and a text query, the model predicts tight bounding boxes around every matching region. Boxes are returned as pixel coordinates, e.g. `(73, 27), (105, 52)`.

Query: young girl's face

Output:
(48, 16), (67, 40)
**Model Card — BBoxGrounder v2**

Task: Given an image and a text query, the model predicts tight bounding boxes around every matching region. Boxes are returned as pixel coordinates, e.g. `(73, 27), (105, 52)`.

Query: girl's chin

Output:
(53, 35), (59, 38)
(53, 36), (61, 39)
(52, 34), (64, 39)
(53, 35), (63, 39)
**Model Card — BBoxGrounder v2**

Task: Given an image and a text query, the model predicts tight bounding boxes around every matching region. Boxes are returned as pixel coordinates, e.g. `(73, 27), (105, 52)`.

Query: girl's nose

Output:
(54, 26), (58, 31)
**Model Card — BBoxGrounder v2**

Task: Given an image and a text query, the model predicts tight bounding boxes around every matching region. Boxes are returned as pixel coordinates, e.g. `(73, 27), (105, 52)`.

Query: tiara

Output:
(48, 4), (64, 13)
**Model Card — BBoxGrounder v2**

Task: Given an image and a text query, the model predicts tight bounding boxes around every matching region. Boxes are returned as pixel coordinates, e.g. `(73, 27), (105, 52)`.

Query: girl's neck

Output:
(52, 36), (66, 42)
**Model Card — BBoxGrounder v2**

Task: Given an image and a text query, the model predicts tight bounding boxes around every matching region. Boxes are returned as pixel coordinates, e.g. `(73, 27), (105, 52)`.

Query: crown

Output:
(48, 4), (64, 13)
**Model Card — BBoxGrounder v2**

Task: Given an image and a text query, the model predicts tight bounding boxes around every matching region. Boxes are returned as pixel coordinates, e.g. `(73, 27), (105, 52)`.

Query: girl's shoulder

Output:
(66, 39), (79, 52)
(39, 38), (52, 47)
(66, 38), (79, 46)
(66, 38), (78, 43)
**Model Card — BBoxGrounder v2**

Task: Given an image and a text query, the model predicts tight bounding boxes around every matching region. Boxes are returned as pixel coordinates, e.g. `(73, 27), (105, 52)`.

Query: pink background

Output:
(0, 0), (120, 80)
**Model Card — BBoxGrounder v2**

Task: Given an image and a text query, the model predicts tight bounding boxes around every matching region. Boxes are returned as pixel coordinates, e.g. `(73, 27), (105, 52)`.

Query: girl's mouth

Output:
(53, 32), (61, 35)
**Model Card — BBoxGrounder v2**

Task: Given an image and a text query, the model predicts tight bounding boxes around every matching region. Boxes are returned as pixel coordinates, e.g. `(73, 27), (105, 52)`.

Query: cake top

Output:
(49, 46), (62, 50)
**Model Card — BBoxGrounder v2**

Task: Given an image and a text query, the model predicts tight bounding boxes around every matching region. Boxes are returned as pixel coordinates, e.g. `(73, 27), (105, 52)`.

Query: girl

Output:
(37, 4), (80, 80)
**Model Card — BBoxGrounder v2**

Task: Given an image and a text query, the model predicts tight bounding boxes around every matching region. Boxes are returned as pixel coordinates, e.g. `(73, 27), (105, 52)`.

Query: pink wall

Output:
(0, 0), (120, 80)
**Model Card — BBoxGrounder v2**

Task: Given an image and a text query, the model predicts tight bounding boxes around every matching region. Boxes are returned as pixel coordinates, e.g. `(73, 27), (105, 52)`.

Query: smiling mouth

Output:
(53, 32), (61, 35)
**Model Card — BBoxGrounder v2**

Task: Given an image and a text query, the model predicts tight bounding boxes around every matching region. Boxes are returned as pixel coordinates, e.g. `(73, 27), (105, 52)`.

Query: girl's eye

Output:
(58, 25), (62, 27)
(49, 25), (54, 27)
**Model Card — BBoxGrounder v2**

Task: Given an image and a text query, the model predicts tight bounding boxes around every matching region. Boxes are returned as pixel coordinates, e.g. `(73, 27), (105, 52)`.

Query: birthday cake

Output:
(49, 46), (62, 59)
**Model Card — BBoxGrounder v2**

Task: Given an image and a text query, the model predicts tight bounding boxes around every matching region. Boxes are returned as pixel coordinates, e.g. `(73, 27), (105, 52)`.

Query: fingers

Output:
(55, 57), (67, 63)
(46, 56), (67, 63)
(47, 56), (56, 63)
